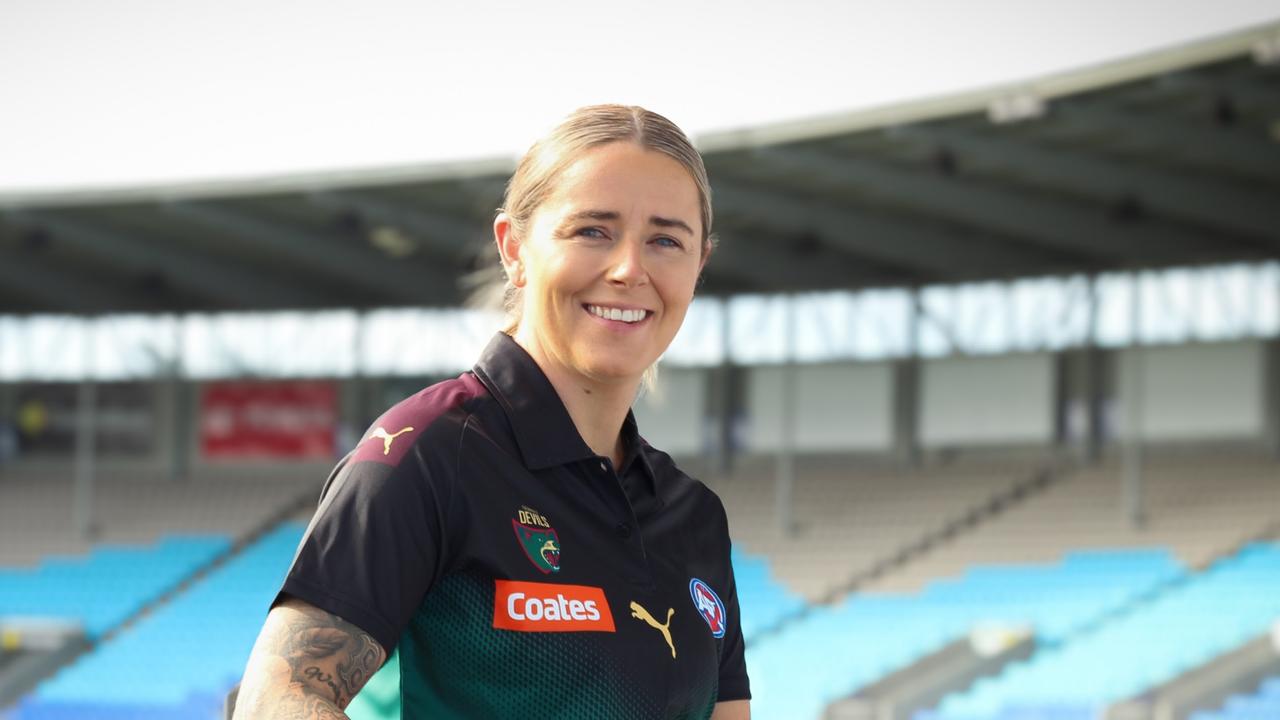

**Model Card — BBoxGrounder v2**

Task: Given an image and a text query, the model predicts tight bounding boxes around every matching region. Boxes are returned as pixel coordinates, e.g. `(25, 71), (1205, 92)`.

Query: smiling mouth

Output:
(584, 304), (651, 323)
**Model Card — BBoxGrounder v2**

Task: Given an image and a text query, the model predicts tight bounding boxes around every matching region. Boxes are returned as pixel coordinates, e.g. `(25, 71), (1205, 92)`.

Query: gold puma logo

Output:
(630, 601), (675, 658)
(367, 426), (414, 455)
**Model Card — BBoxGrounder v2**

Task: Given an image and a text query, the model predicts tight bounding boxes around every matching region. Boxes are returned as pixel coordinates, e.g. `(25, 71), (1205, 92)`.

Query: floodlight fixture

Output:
(1252, 33), (1280, 65)
(988, 90), (1046, 125)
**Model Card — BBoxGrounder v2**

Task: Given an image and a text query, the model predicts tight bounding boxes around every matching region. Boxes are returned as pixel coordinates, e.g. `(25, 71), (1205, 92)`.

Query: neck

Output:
(513, 332), (638, 469)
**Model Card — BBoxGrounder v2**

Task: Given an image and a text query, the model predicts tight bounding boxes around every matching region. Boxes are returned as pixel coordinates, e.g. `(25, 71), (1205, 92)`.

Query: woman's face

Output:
(499, 141), (707, 387)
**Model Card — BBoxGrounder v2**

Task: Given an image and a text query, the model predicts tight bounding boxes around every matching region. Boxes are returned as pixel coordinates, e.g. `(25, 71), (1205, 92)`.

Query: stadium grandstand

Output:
(2, 16), (1280, 720)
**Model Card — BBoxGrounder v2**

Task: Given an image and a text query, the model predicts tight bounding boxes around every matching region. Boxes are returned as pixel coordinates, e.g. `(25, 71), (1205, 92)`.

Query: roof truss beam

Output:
(162, 201), (457, 305)
(710, 220), (927, 291)
(903, 124), (1280, 244)
(1046, 101), (1280, 184)
(0, 249), (148, 312)
(4, 210), (326, 309)
(711, 166), (1105, 280)
(309, 191), (487, 262)
(736, 145), (1228, 267)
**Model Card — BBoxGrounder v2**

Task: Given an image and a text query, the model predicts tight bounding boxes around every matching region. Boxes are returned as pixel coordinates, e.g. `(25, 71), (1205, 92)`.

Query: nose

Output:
(606, 238), (649, 287)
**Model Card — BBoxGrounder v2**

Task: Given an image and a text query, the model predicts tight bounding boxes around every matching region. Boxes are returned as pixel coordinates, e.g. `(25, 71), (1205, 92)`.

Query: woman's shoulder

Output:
(637, 440), (730, 517)
(349, 372), (490, 467)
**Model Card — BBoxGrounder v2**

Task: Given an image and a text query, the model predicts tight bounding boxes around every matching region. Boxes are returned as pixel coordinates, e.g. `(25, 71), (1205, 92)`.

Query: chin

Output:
(576, 352), (652, 384)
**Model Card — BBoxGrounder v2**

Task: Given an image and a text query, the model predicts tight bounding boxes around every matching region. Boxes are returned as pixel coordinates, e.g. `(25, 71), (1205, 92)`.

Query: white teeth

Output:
(588, 305), (647, 323)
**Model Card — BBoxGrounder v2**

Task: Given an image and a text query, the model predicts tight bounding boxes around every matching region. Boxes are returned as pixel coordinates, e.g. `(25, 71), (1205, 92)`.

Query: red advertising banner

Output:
(200, 381), (336, 460)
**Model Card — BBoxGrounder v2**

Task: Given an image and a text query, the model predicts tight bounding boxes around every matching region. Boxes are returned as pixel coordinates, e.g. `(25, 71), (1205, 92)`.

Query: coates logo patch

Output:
(512, 506), (561, 574)
(689, 578), (726, 638)
(493, 580), (615, 633)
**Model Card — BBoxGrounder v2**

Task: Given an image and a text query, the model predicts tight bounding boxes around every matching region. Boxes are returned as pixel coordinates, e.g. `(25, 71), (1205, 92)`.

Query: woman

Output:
(233, 105), (751, 719)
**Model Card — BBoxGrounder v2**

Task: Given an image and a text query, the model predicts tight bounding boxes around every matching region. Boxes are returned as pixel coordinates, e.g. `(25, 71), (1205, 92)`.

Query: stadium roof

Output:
(0, 21), (1277, 315)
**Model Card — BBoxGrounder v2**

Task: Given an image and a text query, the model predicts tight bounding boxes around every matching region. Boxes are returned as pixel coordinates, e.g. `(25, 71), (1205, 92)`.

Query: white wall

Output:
(633, 367), (706, 456)
(919, 353), (1054, 447)
(1116, 341), (1264, 441)
(745, 362), (893, 452)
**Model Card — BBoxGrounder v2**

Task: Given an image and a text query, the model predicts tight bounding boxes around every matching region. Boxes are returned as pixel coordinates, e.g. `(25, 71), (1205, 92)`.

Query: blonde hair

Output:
(469, 104), (716, 393)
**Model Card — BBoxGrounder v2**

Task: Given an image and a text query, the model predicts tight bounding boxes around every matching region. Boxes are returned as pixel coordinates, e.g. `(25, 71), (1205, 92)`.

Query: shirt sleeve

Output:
(715, 506), (752, 702)
(272, 446), (454, 658)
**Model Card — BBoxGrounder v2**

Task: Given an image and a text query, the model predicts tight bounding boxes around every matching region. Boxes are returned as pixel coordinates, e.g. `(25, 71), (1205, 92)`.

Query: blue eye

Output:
(578, 227), (607, 239)
(655, 236), (681, 248)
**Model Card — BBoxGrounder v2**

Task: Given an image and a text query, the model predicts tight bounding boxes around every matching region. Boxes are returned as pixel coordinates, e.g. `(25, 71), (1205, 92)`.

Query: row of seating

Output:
(1192, 676), (1280, 720)
(6, 529), (1276, 720)
(746, 548), (1186, 720)
(0, 535), (229, 638)
(870, 451), (1280, 594)
(0, 471), (317, 568)
(0, 525), (796, 720)
(732, 547), (807, 640)
(708, 449), (1280, 605)
(3, 449), (1274, 720)
(9, 523), (306, 718)
(713, 452), (1043, 601)
(924, 542), (1280, 720)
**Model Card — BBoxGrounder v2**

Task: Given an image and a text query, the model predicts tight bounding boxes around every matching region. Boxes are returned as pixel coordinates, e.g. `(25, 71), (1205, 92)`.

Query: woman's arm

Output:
(712, 699), (751, 719)
(232, 597), (387, 720)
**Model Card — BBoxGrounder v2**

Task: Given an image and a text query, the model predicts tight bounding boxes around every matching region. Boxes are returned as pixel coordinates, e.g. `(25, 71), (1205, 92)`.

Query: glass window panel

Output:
(1094, 272), (1134, 348)
(665, 297), (724, 366)
(849, 288), (911, 360)
(728, 295), (788, 364)
(90, 314), (179, 380)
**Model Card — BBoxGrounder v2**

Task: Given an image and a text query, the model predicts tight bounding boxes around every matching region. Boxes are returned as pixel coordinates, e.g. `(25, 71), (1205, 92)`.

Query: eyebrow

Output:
(563, 209), (695, 236)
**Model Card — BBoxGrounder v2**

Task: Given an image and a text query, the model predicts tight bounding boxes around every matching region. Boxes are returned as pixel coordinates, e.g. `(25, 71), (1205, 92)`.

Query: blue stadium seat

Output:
(732, 547), (806, 640)
(1190, 675), (1280, 720)
(747, 548), (1185, 720)
(0, 535), (229, 638)
(11, 524), (305, 719)
(927, 542), (1280, 720)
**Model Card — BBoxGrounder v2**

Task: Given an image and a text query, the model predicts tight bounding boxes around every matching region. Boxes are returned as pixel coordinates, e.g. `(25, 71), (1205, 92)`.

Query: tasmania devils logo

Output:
(512, 506), (561, 574)
(689, 578), (726, 638)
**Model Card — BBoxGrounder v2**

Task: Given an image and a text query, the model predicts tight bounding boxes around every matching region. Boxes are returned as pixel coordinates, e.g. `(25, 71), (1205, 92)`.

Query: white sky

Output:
(2, 0), (1278, 193)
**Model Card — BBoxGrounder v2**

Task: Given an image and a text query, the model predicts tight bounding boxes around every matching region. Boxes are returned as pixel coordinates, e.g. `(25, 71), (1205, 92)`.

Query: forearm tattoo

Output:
(237, 601), (385, 720)
(264, 693), (349, 720)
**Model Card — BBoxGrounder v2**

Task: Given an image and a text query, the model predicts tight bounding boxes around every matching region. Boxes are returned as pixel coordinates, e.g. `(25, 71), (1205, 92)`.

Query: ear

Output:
(697, 236), (714, 275)
(493, 213), (525, 287)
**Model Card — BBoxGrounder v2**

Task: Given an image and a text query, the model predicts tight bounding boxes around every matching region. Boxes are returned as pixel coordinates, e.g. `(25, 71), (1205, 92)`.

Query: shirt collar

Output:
(473, 332), (654, 484)
(617, 407), (656, 481)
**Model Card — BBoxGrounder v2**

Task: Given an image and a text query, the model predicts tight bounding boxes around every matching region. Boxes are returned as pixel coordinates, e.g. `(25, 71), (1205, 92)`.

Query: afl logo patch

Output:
(689, 578), (726, 638)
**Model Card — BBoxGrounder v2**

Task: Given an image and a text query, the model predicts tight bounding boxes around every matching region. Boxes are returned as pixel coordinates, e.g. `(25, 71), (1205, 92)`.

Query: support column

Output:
(892, 358), (921, 469)
(1084, 344), (1105, 465)
(1121, 274), (1145, 530)
(893, 290), (922, 469)
(1274, 271), (1280, 460)
(775, 296), (797, 537)
(1052, 350), (1069, 455)
(342, 310), (369, 456)
(1058, 296), (1106, 465)
(706, 302), (735, 479)
(73, 347), (98, 540)
(1084, 275), (1105, 465)
(0, 382), (14, 477)
(1268, 339), (1280, 461)
(169, 315), (190, 483)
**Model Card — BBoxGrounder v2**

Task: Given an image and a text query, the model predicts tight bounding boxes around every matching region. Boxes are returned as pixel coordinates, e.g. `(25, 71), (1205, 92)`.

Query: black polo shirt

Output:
(275, 332), (750, 719)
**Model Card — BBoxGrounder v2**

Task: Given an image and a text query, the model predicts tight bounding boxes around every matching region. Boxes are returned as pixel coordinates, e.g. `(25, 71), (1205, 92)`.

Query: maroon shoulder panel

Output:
(349, 373), (485, 467)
